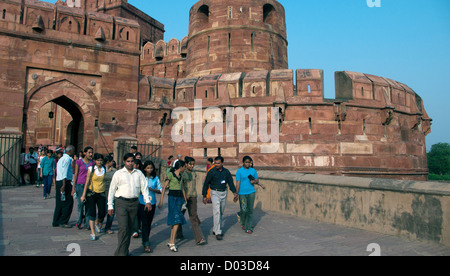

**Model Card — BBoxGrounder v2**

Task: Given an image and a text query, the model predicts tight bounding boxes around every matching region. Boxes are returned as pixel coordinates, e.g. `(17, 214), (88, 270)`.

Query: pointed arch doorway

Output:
(24, 77), (100, 153)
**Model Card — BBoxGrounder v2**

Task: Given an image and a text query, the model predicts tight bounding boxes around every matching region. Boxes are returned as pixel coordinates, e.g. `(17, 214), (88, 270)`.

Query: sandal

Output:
(168, 243), (178, 252)
(196, 239), (206, 246)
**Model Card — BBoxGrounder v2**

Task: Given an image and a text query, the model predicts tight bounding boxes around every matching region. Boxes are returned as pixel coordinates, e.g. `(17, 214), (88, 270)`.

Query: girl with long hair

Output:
(139, 160), (162, 253)
(235, 156), (265, 234)
(72, 146), (94, 229)
(158, 160), (187, 252)
(81, 153), (107, 241)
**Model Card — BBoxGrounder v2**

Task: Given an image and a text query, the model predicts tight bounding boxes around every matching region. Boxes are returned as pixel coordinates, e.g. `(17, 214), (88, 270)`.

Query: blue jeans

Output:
(42, 174), (53, 197)
(104, 200), (115, 232)
(74, 184), (88, 226)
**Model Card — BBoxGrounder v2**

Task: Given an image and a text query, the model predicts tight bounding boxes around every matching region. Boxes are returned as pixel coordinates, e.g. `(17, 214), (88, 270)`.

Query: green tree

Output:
(428, 143), (450, 175)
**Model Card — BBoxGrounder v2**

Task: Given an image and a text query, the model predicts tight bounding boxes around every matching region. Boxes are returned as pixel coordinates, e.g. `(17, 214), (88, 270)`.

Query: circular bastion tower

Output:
(186, 0), (288, 77)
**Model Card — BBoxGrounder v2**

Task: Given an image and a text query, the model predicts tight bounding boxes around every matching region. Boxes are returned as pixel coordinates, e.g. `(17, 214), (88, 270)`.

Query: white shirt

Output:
(87, 166), (105, 177)
(37, 155), (44, 168)
(25, 152), (39, 164)
(56, 154), (73, 181)
(20, 153), (26, 166)
(107, 167), (151, 210)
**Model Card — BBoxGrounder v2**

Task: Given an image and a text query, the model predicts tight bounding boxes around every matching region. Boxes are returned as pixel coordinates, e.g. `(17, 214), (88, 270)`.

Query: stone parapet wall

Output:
(188, 167), (450, 246)
(146, 155), (448, 246)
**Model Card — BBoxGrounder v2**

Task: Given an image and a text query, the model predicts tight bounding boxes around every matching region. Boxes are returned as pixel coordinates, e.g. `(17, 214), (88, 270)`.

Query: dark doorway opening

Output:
(52, 96), (84, 152)
(32, 95), (84, 153)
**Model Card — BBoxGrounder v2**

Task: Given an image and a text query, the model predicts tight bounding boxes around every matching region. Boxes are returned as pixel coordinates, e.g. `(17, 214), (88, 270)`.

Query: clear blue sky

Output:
(43, 0), (450, 151)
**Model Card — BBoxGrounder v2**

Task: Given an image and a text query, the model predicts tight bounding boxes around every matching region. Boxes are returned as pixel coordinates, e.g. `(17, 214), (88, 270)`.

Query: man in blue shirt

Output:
(52, 145), (75, 228)
(235, 156), (265, 234)
(40, 149), (55, 199)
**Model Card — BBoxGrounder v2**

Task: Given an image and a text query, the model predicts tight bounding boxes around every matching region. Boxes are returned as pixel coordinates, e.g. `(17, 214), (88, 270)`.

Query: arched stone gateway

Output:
(24, 77), (100, 152)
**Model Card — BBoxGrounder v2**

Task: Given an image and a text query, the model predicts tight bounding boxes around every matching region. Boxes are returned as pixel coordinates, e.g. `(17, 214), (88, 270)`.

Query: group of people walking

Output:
(51, 146), (117, 239)
(158, 154), (265, 253)
(45, 144), (265, 256)
(20, 146), (59, 199)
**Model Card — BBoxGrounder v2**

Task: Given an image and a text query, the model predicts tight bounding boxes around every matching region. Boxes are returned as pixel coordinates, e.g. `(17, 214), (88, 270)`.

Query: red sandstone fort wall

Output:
(0, 0), (432, 180)
(141, 37), (188, 78)
(142, 0), (289, 80)
(67, 0), (164, 44)
(0, 0), (143, 153)
(136, 69), (431, 180)
(186, 0), (288, 77)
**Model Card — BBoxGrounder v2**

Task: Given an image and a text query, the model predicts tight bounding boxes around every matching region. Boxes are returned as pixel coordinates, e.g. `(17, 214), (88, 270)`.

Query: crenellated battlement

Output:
(0, 0), (141, 51)
(142, 37), (189, 62)
(137, 69), (430, 120)
(141, 37), (189, 78)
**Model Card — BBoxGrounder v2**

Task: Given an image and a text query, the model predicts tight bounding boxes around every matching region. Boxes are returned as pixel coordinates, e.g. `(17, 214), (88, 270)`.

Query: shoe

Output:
(168, 243), (178, 252)
(144, 246), (151, 253)
(196, 239), (207, 246)
(59, 224), (72, 228)
(132, 232), (139, 238)
(95, 224), (101, 233)
(90, 234), (96, 241)
(245, 230), (253, 234)
(216, 234), (223, 240)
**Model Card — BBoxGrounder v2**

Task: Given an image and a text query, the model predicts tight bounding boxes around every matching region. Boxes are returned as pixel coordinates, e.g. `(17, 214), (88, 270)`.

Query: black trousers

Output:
(29, 163), (37, 185)
(114, 197), (139, 256)
(138, 204), (156, 246)
(86, 192), (107, 222)
(19, 165), (26, 185)
(52, 180), (74, 227)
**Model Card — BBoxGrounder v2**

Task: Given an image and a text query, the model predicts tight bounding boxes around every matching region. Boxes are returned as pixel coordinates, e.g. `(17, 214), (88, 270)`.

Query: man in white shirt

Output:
(52, 145), (75, 228)
(108, 153), (152, 256)
(172, 154), (182, 167)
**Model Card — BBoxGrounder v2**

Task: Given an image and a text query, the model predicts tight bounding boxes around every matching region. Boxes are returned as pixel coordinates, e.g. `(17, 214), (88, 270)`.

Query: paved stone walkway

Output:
(1, 185), (449, 256)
